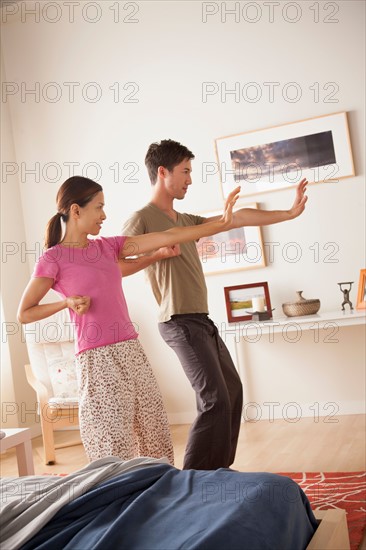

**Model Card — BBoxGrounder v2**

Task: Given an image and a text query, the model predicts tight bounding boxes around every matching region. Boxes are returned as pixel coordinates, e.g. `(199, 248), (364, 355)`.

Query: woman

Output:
(18, 176), (239, 464)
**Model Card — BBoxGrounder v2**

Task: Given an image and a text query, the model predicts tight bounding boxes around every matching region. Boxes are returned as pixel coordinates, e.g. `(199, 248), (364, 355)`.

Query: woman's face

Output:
(77, 191), (107, 235)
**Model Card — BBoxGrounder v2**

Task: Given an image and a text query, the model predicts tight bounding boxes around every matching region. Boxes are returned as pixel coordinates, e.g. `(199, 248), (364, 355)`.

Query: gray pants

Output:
(159, 314), (243, 470)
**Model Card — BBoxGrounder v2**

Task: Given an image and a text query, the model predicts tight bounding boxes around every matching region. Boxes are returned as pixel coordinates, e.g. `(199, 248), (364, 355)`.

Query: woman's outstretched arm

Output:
(120, 186), (240, 259)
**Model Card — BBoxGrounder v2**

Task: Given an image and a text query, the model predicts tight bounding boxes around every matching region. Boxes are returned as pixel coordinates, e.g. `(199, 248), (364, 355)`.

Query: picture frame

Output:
(356, 269), (366, 310)
(215, 111), (355, 199)
(196, 203), (266, 275)
(224, 282), (272, 323)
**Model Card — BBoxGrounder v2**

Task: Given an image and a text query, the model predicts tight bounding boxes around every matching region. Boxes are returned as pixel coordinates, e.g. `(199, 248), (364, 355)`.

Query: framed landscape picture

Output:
(196, 203), (266, 275)
(215, 111), (355, 199)
(224, 282), (272, 323)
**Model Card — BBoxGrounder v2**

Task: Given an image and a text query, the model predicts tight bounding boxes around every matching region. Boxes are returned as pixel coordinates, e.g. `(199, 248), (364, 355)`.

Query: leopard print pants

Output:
(75, 338), (174, 465)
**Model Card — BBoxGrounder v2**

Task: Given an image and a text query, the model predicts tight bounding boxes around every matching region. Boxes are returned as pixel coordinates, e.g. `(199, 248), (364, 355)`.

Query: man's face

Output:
(163, 158), (192, 200)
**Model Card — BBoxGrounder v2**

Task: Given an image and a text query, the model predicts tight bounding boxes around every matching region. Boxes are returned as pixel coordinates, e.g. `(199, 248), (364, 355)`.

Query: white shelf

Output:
(221, 308), (365, 420)
(223, 309), (366, 335)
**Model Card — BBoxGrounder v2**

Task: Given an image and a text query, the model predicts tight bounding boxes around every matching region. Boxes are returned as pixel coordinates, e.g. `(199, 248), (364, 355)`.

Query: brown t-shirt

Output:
(122, 203), (208, 322)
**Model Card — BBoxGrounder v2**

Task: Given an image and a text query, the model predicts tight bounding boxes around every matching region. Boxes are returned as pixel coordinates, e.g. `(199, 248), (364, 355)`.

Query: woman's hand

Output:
(66, 295), (91, 315)
(219, 186), (241, 229)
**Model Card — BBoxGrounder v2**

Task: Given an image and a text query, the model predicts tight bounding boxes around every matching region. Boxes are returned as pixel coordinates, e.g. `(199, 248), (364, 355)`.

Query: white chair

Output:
(23, 308), (80, 465)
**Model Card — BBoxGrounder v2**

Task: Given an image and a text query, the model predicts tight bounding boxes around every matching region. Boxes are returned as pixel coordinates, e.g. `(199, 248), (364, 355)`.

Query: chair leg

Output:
(40, 414), (56, 465)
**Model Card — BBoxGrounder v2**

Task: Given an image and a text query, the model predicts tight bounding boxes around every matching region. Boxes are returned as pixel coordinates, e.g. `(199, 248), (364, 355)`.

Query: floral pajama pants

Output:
(75, 339), (174, 465)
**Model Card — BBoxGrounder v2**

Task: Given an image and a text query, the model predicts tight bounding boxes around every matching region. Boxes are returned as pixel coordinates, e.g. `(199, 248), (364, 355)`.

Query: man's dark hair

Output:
(145, 139), (195, 184)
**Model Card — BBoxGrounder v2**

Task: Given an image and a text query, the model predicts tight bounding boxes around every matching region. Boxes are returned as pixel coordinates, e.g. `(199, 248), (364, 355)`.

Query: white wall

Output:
(1, 1), (365, 424)
(1, 51), (38, 428)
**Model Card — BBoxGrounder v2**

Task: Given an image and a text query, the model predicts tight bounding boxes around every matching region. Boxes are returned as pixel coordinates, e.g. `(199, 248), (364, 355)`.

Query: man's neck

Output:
(150, 187), (176, 220)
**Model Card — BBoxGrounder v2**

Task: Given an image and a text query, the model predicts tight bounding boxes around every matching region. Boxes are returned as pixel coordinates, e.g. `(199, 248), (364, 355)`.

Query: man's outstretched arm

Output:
(203, 178), (308, 229)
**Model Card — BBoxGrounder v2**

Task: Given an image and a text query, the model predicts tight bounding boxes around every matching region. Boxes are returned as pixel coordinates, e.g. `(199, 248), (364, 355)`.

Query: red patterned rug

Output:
(279, 472), (366, 550)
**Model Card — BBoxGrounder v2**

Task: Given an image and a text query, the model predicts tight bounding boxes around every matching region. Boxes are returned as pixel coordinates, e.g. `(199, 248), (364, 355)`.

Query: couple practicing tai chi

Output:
(18, 139), (308, 470)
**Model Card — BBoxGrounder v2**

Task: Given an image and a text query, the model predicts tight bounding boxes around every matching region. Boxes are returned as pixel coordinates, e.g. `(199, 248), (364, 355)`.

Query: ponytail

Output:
(44, 213), (63, 249)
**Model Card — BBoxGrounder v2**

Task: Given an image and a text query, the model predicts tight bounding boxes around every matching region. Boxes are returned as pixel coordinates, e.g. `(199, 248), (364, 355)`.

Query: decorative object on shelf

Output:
(251, 294), (265, 312)
(356, 269), (366, 310)
(224, 282), (272, 323)
(215, 111), (355, 200)
(282, 291), (321, 317)
(248, 309), (275, 322)
(337, 281), (354, 311)
(196, 202), (266, 275)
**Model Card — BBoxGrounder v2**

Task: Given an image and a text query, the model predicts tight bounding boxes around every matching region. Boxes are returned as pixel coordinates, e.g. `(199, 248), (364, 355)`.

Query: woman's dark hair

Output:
(45, 176), (103, 249)
(145, 139), (195, 184)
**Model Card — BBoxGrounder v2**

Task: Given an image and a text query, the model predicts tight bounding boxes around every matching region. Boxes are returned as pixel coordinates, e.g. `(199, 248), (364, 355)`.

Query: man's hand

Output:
(66, 295), (91, 316)
(288, 178), (308, 219)
(119, 245), (181, 277)
(158, 244), (181, 259)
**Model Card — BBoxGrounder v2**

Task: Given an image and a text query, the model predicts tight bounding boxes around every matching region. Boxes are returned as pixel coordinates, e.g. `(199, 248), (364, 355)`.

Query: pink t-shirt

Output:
(32, 236), (138, 354)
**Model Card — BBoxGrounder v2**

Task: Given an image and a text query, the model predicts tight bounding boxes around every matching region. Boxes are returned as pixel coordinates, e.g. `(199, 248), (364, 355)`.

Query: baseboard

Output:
(167, 411), (195, 425)
(19, 405), (366, 432)
(168, 402), (365, 425)
(242, 400), (366, 422)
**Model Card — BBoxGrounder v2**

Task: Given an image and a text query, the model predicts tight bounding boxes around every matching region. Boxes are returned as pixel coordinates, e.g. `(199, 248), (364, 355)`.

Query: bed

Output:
(0, 457), (349, 550)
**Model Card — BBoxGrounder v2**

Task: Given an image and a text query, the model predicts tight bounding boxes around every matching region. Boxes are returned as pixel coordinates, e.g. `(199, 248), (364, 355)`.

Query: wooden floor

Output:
(1, 414), (365, 476)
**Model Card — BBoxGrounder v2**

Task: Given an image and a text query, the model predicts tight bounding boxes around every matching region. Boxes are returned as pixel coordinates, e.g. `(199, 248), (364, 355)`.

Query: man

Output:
(122, 139), (308, 470)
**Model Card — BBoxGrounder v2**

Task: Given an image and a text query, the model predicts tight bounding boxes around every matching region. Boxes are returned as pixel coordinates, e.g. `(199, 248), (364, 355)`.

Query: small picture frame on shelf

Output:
(224, 282), (272, 323)
(356, 269), (366, 310)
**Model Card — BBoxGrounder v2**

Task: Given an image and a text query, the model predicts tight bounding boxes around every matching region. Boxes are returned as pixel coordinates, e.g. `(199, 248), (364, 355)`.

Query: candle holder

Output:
(337, 281), (354, 311)
(246, 309), (274, 321)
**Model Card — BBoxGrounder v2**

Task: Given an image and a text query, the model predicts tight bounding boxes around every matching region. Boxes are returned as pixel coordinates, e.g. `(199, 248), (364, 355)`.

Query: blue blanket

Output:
(21, 464), (317, 550)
